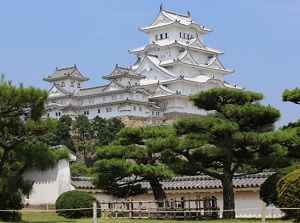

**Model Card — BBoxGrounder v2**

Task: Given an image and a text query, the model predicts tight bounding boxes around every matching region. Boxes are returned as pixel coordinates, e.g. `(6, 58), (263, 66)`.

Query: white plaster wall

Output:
(101, 189), (282, 218)
(23, 159), (71, 205)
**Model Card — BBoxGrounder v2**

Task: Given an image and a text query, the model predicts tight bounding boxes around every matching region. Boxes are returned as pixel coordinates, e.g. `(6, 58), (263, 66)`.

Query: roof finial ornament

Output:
(56, 67), (58, 71)
(187, 11), (190, 18)
(74, 64), (76, 68)
(160, 3), (163, 11)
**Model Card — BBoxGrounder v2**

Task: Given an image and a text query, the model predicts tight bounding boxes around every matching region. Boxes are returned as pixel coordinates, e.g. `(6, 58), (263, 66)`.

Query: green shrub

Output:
(277, 169), (300, 222)
(55, 190), (101, 219)
(0, 192), (23, 221)
(260, 164), (300, 207)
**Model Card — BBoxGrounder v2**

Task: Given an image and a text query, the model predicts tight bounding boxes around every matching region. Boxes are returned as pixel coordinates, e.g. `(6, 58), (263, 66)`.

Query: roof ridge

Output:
(80, 85), (108, 91)
(163, 9), (190, 19)
(56, 66), (76, 72)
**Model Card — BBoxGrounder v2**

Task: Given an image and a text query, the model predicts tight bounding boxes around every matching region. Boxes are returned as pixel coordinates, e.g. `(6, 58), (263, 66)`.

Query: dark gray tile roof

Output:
(71, 172), (272, 191)
(71, 177), (95, 189)
(43, 65), (89, 81)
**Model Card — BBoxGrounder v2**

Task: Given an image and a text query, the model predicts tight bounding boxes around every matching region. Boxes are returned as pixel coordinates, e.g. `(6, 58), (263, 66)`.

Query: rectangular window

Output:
(139, 107), (142, 111)
(98, 109), (100, 113)
(165, 33), (168, 38)
(134, 106), (136, 111)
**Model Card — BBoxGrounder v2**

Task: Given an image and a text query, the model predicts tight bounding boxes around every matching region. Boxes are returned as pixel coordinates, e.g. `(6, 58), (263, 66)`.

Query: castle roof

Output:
(136, 54), (178, 79)
(160, 50), (234, 74)
(43, 65), (89, 82)
(103, 65), (145, 80)
(139, 6), (212, 34)
(129, 38), (223, 56)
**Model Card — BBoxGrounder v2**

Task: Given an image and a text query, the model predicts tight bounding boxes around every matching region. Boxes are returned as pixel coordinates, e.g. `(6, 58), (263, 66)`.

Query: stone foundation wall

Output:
(163, 112), (204, 125)
(120, 116), (151, 127)
(119, 113), (204, 127)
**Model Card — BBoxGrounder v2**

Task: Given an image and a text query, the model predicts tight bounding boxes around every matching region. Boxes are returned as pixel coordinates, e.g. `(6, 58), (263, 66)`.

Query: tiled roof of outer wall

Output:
(71, 173), (272, 190)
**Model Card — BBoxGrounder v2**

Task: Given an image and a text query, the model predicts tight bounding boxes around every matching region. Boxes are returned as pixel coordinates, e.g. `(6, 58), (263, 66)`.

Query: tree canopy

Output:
(167, 88), (293, 219)
(282, 87), (300, 105)
(92, 126), (175, 201)
(0, 76), (68, 221)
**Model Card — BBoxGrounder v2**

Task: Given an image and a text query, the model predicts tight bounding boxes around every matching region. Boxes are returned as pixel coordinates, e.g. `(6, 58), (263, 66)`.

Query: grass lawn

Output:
(0, 210), (293, 223)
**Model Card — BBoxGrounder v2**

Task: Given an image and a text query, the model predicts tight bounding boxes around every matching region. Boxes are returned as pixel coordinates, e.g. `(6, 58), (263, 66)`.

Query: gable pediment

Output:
(151, 85), (175, 98)
(102, 82), (126, 92)
(136, 56), (177, 80)
(49, 85), (68, 97)
(188, 38), (205, 49)
(179, 50), (198, 65)
(206, 57), (225, 70)
(151, 12), (173, 27)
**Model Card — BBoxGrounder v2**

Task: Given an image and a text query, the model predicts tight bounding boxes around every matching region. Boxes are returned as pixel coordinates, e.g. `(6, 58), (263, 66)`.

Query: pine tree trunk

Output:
(221, 173), (235, 219)
(148, 178), (167, 207)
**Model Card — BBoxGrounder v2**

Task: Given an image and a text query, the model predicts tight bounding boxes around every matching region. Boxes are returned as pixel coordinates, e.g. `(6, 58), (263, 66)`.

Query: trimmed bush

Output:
(260, 164), (300, 207)
(277, 169), (300, 222)
(55, 190), (100, 219)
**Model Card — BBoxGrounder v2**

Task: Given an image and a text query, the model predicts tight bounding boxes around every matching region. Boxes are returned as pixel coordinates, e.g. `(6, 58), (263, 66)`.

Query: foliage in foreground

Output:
(0, 76), (68, 221)
(92, 126), (175, 201)
(169, 88), (294, 219)
(277, 169), (300, 222)
(55, 190), (101, 219)
(260, 164), (300, 207)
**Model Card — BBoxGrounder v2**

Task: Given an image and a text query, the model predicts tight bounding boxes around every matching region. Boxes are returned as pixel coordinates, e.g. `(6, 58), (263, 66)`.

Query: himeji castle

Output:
(43, 5), (242, 126)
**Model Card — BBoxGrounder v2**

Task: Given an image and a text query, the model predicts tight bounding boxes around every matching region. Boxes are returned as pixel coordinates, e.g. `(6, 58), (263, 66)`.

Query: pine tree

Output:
(169, 88), (292, 219)
(92, 125), (175, 201)
(0, 76), (68, 221)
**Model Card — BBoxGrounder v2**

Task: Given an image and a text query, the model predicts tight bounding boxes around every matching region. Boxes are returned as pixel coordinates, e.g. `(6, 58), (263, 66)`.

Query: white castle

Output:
(44, 5), (242, 125)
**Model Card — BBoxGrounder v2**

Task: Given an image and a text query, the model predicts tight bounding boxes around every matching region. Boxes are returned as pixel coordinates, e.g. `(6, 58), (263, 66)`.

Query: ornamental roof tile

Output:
(71, 172), (273, 191)
(139, 8), (212, 34)
(43, 65), (89, 82)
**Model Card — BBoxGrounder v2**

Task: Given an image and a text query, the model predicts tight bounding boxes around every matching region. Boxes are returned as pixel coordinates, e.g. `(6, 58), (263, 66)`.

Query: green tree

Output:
(55, 115), (74, 151)
(169, 88), (291, 219)
(73, 116), (124, 167)
(70, 162), (90, 177)
(92, 126), (175, 201)
(92, 116), (125, 147)
(0, 76), (68, 221)
(283, 87), (300, 105)
(74, 115), (91, 158)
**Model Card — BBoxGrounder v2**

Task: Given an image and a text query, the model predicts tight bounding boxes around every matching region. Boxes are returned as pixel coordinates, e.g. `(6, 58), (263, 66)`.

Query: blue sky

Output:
(1, 0), (300, 128)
